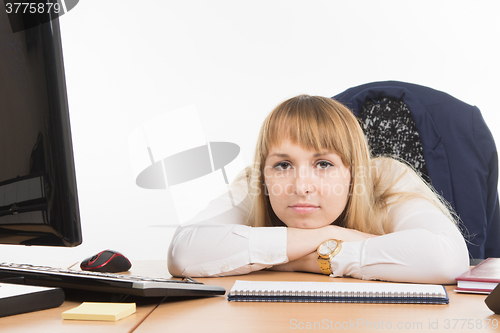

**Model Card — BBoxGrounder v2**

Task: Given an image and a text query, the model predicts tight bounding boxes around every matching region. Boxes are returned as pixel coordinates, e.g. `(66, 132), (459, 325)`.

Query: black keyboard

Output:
(0, 262), (225, 298)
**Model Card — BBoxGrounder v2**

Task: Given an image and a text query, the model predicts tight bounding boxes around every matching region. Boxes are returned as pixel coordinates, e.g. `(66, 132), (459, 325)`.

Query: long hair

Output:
(243, 94), (457, 234)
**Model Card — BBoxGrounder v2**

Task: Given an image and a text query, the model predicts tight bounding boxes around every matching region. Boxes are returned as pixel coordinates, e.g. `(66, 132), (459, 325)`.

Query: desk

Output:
(0, 261), (166, 333)
(136, 265), (500, 333)
(1, 261), (498, 333)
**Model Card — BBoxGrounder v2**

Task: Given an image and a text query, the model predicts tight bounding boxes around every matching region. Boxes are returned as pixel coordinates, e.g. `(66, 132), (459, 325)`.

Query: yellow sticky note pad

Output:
(62, 302), (136, 321)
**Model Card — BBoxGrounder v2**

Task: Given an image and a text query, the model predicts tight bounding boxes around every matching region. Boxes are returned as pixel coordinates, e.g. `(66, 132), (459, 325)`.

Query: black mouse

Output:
(80, 250), (132, 273)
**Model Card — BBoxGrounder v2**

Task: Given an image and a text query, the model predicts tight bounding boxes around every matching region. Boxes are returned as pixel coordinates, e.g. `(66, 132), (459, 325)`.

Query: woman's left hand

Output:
(268, 252), (320, 273)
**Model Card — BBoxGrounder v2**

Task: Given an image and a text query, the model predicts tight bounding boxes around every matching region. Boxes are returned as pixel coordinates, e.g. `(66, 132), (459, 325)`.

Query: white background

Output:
(1, 0), (499, 265)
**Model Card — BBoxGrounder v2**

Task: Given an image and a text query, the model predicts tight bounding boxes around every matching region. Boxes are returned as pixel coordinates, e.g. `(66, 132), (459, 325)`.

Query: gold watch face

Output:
(318, 240), (338, 256)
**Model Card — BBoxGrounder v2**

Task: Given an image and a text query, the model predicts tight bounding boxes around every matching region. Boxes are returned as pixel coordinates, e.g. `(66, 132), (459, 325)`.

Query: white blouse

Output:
(167, 159), (469, 284)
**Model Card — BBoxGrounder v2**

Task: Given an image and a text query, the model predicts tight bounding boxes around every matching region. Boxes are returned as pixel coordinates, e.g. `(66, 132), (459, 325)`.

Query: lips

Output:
(289, 203), (319, 214)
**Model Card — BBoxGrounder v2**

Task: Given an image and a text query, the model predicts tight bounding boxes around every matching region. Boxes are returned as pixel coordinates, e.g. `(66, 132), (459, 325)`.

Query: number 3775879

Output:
(5, 2), (61, 14)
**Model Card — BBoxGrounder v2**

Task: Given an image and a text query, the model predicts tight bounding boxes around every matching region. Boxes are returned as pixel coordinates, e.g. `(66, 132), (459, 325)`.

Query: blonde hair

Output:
(243, 95), (457, 234)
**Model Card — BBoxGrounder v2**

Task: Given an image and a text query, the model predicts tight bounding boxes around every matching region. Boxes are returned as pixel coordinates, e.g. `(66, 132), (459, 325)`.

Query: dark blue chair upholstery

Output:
(334, 81), (500, 259)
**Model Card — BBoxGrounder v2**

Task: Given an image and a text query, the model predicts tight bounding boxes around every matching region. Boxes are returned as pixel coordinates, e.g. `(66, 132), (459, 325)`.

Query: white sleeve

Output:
(330, 160), (470, 284)
(167, 176), (288, 277)
(330, 199), (470, 284)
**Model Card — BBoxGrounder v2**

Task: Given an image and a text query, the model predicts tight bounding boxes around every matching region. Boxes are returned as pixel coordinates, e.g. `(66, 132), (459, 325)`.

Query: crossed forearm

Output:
(272, 226), (376, 274)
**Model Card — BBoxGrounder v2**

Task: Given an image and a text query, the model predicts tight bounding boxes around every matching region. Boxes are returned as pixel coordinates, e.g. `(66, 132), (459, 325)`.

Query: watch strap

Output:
(317, 239), (343, 275)
(318, 258), (333, 275)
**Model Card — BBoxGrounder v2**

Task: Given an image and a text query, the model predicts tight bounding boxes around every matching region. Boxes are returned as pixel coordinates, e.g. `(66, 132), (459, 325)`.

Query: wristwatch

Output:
(317, 239), (343, 275)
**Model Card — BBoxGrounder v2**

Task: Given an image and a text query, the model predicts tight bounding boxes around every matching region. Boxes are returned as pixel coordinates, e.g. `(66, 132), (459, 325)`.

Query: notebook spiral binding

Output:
(229, 290), (445, 304)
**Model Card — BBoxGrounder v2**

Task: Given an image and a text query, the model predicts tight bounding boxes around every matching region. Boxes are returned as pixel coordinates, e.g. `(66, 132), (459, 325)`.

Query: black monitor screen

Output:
(0, 7), (82, 246)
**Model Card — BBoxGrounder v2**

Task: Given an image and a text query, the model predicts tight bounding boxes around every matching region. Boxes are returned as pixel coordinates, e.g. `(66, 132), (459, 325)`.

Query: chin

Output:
(285, 219), (324, 229)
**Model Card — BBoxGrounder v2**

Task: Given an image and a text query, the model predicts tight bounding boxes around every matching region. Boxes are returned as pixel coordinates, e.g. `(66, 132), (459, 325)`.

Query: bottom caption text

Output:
(290, 318), (499, 330)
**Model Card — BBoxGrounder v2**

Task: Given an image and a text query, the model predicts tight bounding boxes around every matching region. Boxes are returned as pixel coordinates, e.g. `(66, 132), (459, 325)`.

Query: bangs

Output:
(261, 96), (352, 165)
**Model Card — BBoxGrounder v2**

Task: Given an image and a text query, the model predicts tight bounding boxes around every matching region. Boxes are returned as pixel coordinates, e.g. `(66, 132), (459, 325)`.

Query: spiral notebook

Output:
(228, 280), (449, 304)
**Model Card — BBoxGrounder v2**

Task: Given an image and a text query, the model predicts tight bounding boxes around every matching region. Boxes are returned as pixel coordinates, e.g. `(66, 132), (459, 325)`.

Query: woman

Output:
(168, 95), (469, 284)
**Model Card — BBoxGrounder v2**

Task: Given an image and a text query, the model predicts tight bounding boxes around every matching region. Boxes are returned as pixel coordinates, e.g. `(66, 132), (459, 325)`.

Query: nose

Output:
(294, 167), (316, 195)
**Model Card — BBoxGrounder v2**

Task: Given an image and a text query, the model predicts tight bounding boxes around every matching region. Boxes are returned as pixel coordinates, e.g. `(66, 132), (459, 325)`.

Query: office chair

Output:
(333, 81), (500, 259)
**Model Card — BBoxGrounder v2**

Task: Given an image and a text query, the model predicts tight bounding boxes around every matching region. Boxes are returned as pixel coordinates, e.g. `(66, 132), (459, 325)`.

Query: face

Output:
(263, 140), (351, 229)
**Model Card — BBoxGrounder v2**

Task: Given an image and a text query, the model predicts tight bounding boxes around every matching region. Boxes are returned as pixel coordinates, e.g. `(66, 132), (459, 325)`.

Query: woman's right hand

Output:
(327, 225), (378, 242)
(286, 225), (377, 262)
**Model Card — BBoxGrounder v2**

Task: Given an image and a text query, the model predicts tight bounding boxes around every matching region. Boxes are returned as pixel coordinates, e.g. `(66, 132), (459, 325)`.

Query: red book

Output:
(455, 258), (500, 294)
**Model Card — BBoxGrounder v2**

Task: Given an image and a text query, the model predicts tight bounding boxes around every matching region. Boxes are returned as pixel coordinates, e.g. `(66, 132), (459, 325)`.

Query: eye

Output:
(316, 160), (334, 169)
(274, 161), (292, 170)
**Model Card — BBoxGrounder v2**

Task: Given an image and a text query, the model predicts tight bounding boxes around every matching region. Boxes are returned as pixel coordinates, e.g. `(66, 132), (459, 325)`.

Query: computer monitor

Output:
(0, 6), (82, 247)
(0, 8), (227, 314)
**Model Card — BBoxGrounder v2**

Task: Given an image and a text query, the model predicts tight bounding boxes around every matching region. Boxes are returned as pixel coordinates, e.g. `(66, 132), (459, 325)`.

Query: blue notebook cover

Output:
(227, 280), (449, 304)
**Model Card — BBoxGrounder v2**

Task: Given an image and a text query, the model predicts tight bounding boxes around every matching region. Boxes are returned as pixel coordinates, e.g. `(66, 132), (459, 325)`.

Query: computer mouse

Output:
(80, 250), (132, 273)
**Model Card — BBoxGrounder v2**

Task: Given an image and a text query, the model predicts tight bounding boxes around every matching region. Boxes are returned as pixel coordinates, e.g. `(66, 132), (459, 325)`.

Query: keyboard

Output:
(0, 262), (225, 298)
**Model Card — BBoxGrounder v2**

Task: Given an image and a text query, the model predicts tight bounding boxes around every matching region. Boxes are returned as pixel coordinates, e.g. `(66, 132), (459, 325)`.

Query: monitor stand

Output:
(0, 281), (64, 317)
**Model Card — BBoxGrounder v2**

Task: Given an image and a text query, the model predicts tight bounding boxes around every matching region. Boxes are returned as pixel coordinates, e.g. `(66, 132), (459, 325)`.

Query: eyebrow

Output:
(268, 152), (333, 159)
